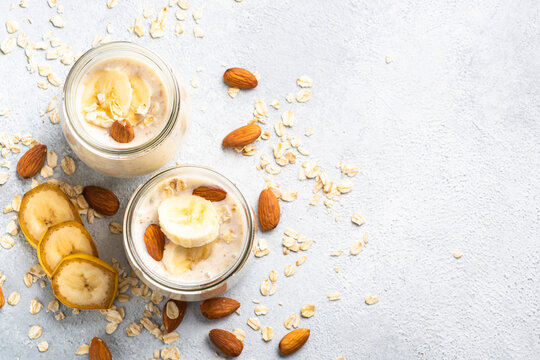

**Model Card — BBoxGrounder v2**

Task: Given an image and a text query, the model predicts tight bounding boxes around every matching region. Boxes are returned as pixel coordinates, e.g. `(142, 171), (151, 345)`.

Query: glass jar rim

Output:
(62, 41), (181, 156)
(122, 165), (255, 293)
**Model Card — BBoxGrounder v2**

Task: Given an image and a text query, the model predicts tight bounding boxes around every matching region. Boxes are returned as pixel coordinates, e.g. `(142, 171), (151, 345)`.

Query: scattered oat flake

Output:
(107, 0), (118, 9)
(28, 325), (43, 339)
(30, 298), (43, 314)
(284, 313), (300, 329)
(0, 172), (9, 185)
(192, 7), (203, 21)
(351, 212), (365, 226)
(109, 222), (122, 234)
(37, 341), (49, 352)
(1, 37), (16, 54)
(285, 93), (294, 103)
(178, 0), (190, 10)
(296, 255), (307, 266)
(193, 26), (204, 38)
(50, 16), (65, 28)
(281, 110), (294, 127)
(453, 251), (462, 259)
(228, 87), (239, 98)
(365, 295), (379, 305)
(6, 20), (20, 34)
(247, 317), (261, 330)
(385, 56), (393, 64)
(296, 75), (313, 88)
(0, 234), (14, 249)
(7, 291), (20, 305)
(76, 344), (89, 355)
(134, 16), (145, 37)
(261, 326), (273, 341)
(175, 22), (184, 35)
(284, 264), (296, 277)
(48, 72), (62, 87)
(301, 304), (315, 318)
(60, 156), (76, 175)
(327, 292), (341, 301)
(350, 241), (363, 255)
(232, 328), (245, 341)
(161, 346), (181, 360)
(296, 89), (312, 103)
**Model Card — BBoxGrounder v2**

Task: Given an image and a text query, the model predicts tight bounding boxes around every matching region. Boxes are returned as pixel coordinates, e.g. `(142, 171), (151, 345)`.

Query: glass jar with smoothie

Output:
(61, 42), (189, 177)
(123, 165), (255, 301)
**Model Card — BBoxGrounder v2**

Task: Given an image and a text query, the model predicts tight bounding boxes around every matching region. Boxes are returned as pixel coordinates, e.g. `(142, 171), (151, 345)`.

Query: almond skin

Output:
(223, 68), (258, 89)
(89, 337), (112, 360)
(222, 124), (261, 147)
(17, 144), (47, 178)
(0, 285), (5, 309)
(209, 329), (243, 357)
(82, 186), (120, 216)
(200, 297), (240, 319)
(258, 188), (280, 231)
(162, 299), (187, 333)
(279, 328), (310, 355)
(144, 224), (166, 261)
(110, 120), (134, 143)
(192, 185), (227, 202)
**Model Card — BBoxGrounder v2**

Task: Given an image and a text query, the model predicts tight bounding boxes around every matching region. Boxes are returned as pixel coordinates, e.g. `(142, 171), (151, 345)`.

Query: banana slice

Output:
(162, 241), (215, 276)
(126, 76), (152, 125)
(158, 195), (220, 248)
(81, 69), (133, 122)
(51, 254), (118, 310)
(38, 221), (99, 277)
(19, 184), (82, 249)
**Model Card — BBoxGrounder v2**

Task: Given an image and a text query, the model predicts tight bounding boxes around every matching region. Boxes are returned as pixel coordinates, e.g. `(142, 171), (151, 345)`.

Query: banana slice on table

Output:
(81, 69), (133, 122)
(51, 254), (118, 310)
(38, 221), (99, 277)
(126, 76), (152, 125)
(19, 183), (82, 249)
(158, 195), (220, 248)
(162, 241), (215, 276)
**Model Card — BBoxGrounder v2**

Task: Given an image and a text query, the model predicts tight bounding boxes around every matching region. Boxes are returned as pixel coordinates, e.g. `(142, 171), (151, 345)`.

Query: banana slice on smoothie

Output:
(81, 69), (133, 121)
(126, 76), (152, 125)
(38, 221), (99, 277)
(158, 195), (220, 248)
(162, 241), (215, 276)
(51, 254), (118, 310)
(19, 183), (82, 249)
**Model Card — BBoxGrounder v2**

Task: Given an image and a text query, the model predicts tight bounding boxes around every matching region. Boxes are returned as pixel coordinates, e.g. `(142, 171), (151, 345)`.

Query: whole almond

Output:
(0, 285), (5, 309)
(193, 185), (227, 202)
(110, 120), (134, 143)
(258, 188), (280, 231)
(144, 224), (166, 261)
(209, 329), (243, 357)
(279, 328), (310, 355)
(162, 299), (187, 333)
(17, 144), (47, 178)
(200, 297), (240, 319)
(89, 337), (111, 360)
(83, 186), (120, 216)
(222, 124), (261, 147)
(223, 68), (258, 89)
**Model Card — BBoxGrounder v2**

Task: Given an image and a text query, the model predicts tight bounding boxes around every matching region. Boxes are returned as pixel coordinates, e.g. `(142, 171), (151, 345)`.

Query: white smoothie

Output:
(76, 56), (170, 148)
(132, 174), (247, 284)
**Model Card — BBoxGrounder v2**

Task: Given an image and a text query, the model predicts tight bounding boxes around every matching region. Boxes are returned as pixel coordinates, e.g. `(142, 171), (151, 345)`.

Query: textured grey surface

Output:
(0, 0), (539, 359)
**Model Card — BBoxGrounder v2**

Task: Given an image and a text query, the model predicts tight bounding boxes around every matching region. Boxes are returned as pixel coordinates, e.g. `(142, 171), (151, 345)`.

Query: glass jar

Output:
(123, 165), (256, 301)
(60, 42), (189, 177)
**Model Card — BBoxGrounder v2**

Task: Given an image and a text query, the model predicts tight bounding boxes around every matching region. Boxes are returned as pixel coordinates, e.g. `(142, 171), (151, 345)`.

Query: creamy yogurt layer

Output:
(132, 174), (247, 284)
(76, 56), (169, 148)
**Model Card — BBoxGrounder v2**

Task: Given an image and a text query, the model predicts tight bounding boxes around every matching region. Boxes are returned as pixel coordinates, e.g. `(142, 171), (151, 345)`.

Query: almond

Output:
(258, 188), (280, 231)
(209, 329), (243, 357)
(223, 68), (258, 89)
(144, 224), (166, 261)
(89, 337), (111, 360)
(0, 285), (4, 309)
(200, 297), (240, 319)
(279, 328), (310, 355)
(222, 124), (261, 147)
(17, 144), (47, 178)
(82, 186), (120, 216)
(110, 120), (134, 143)
(162, 299), (187, 333)
(192, 185), (227, 202)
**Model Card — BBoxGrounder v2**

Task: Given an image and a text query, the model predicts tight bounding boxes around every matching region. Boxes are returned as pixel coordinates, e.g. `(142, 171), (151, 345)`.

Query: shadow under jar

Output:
(61, 42), (189, 177)
(123, 165), (256, 301)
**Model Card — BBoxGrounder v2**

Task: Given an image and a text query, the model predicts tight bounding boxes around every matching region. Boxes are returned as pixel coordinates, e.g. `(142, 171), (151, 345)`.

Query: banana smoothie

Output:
(76, 56), (170, 148)
(132, 173), (248, 284)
